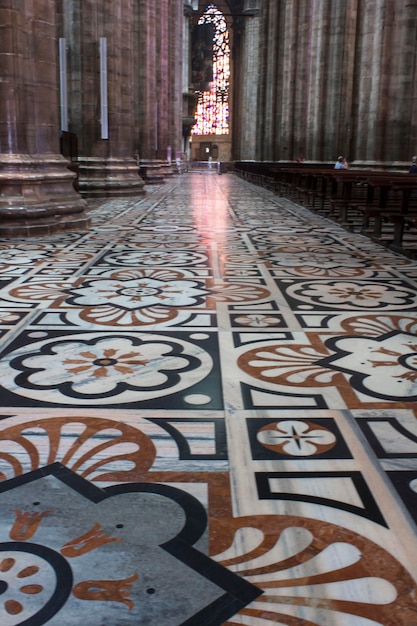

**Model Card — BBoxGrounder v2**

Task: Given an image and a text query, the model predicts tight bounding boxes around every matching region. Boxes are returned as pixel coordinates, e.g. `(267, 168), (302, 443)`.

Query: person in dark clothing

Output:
(409, 156), (417, 173)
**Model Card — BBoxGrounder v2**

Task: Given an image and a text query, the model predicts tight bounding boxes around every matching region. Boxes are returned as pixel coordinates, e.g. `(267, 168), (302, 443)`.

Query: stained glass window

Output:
(192, 5), (230, 136)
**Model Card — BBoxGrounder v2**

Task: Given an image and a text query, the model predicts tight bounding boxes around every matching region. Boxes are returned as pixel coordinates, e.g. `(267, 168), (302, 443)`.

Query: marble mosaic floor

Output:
(0, 172), (417, 625)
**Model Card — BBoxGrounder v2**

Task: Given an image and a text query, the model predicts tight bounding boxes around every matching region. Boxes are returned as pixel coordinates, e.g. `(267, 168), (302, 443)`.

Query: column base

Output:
(139, 160), (166, 184)
(77, 157), (146, 197)
(0, 154), (91, 237)
(160, 161), (176, 177)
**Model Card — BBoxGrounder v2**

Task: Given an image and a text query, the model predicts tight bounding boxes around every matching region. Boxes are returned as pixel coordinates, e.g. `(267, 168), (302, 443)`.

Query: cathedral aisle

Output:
(0, 172), (416, 625)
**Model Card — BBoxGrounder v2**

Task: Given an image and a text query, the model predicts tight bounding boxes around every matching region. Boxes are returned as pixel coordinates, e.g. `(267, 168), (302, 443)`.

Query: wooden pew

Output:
(343, 172), (417, 254)
(233, 162), (417, 256)
(329, 170), (372, 228)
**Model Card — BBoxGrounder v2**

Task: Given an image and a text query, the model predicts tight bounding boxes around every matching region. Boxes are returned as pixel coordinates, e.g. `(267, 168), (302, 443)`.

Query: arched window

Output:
(192, 5), (230, 136)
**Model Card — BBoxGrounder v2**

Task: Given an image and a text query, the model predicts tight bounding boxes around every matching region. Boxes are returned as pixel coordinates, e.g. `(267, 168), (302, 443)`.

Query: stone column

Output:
(291, 1), (311, 161)
(0, 0), (90, 237)
(256, 1), (282, 160)
(305, 0), (331, 161)
(262, 0), (358, 163)
(382, 0), (417, 162)
(136, 0), (165, 183)
(182, 3), (198, 161)
(236, 4), (265, 160)
(322, 0), (357, 161)
(351, 0), (413, 165)
(63, 0), (145, 196)
(136, 0), (181, 182)
(244, 0), (417, 166)
(167, 0), (184, 170)
(156, 0), (168, 160)
(350, 0), (385, 164)
(337, 1), (357, 162)
(279, 1), (301, 161)
(156, 0), (176, 177)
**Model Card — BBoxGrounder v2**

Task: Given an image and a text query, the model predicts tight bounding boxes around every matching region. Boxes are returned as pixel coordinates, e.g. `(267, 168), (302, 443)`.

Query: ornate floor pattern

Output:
(0, 172), (416, 624)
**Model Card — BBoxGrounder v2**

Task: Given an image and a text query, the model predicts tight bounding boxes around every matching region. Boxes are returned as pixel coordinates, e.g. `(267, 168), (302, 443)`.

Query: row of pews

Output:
(234, 161), (417, 258)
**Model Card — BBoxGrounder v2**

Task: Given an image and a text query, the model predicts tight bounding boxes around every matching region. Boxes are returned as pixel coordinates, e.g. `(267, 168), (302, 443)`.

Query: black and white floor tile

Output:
(0, 172), (416, 624)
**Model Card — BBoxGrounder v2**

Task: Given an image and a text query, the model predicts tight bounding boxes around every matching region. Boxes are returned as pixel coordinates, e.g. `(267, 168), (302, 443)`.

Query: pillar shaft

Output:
(0, 0), (89, 236)
(383, 1), (417, 161)
(167, 0), (184, 163)
(243, 0), (417, 166)
(260, 1), (281, 160)
(354, 0), (388, 163)
(138, 0), (158, 160)
(63, 0), (145, 196)
(136, 0), (182, 181)
(279, 1), (299, 160)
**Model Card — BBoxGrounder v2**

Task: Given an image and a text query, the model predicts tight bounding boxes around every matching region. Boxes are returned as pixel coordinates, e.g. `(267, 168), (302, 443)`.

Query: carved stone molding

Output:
(0, 154), (91, 237)
(77, 157), (146, 197)
(139, 160), (167, 185)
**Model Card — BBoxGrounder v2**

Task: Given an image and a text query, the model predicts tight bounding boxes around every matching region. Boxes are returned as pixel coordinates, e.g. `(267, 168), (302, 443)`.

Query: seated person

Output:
(334, 156), (348, 170)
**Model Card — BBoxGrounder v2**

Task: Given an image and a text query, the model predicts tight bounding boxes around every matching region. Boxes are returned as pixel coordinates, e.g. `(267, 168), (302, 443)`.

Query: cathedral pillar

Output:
(156, 0), (169, 162)
(0, 0), (89, 236)
(167, 0), (184, 170)
(383, 1), (417, 161)
(136, 0), (165, 183)
(63, 0), (145, 196)
(257, 1), (281, 160)
(306, 0), (357, 162)
(351, 0), (417, 164)
(155, 0), (180, 178)
(305, 0), (331, 161)
(323, 0), (357, 161)
(353, 0), (390, 164)
(182, 3), (198, 161)
(136, 0), (182, 183)
(291, 1), (311, 161)
(279, 1), (299, 161)
(233, 7), (262, 160)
